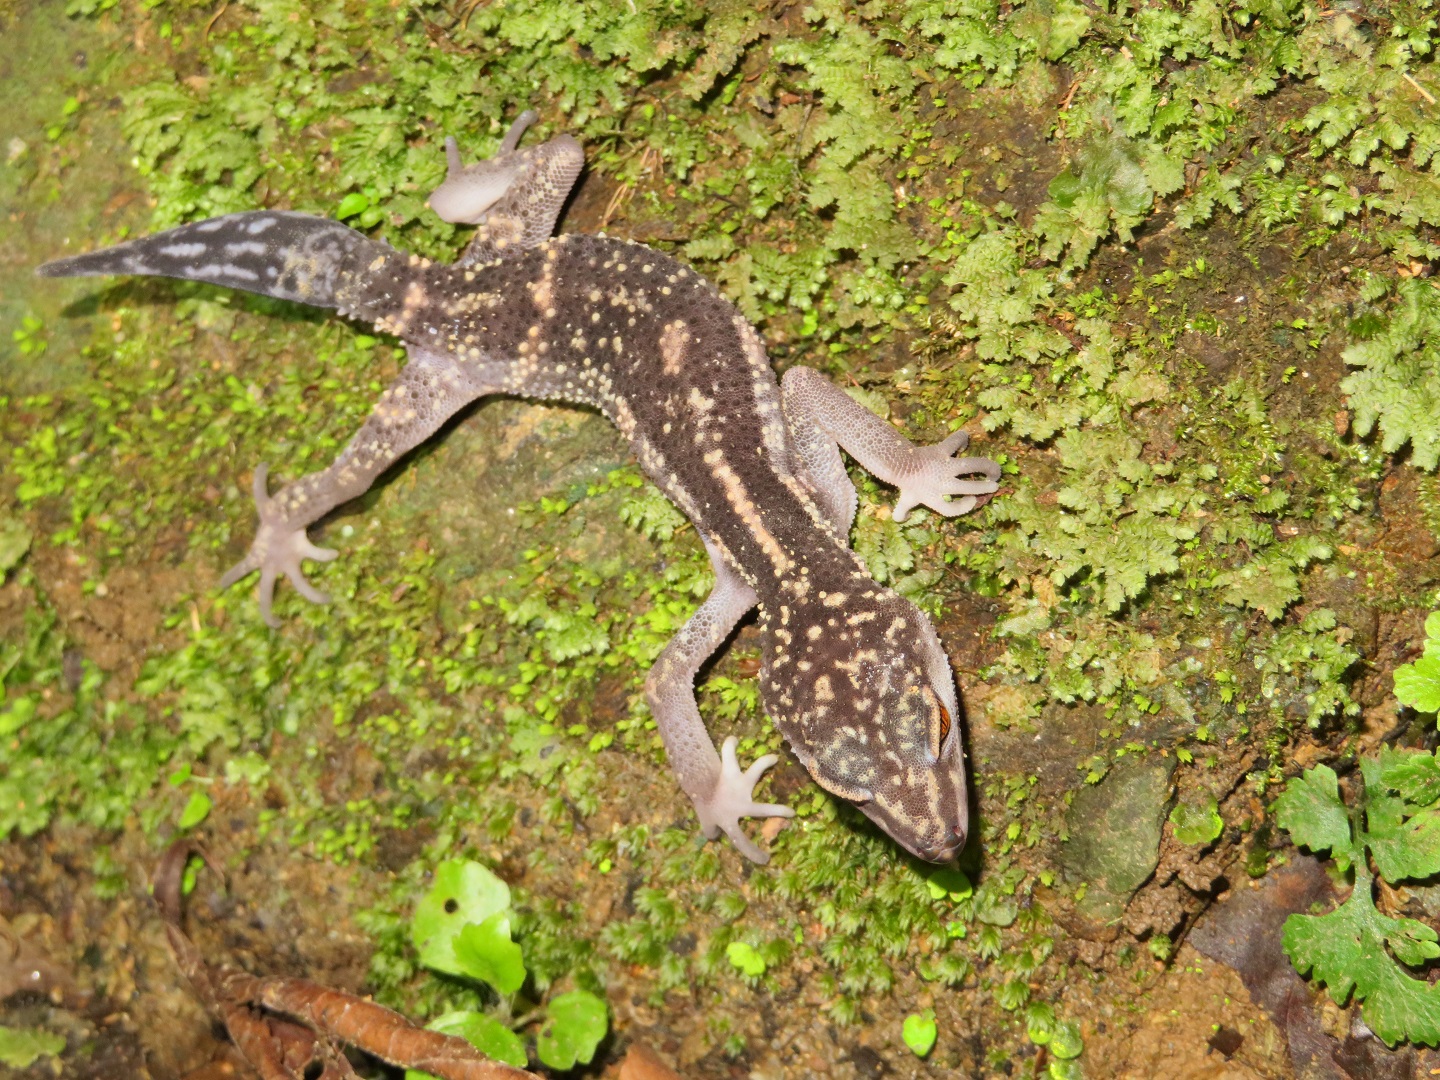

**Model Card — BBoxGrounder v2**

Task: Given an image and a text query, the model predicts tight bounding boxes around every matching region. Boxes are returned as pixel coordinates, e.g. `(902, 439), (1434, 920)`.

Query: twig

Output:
(1059, 76), (1082, 112)
(153, 842), (540, 1080)
(600, 182), (632, 230)
(203, 0), (229, 39)
(461, 0), (490, 29)
(1403, 71), (1436, 106)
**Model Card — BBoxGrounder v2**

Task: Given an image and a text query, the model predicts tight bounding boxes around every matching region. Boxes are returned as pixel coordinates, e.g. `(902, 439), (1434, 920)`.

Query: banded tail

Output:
(36, 211), (407, 323)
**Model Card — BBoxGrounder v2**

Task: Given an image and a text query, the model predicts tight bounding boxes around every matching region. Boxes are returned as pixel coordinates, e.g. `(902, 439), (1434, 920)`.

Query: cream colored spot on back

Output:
(660, 319), (688, 376)
(384, 278), (429, 335)
(688, 385), (715, 415)
(613, 396), (638, 439)
(530, 266), (556, 312)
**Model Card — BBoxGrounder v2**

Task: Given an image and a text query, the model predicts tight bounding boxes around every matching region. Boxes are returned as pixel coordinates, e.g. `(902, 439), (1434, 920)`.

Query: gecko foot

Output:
(695, 736), (796, 865)
(892, 430), (1003, 524)
(218, 464), (338, 628)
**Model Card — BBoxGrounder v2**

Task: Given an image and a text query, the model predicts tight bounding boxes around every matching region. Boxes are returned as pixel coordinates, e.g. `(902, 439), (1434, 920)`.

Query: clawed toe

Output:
(939, 476), (1001, 497)
(936, 429), (970, 455)
(217, 464), (338, 626)
(699, 736), (795, 864)
(891, 437), (1002, 521)
(218, 551), (260, 592)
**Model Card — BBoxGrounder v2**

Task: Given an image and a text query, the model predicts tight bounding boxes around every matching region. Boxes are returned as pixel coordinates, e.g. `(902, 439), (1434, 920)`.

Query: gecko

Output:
(37, 110), (1001, 865)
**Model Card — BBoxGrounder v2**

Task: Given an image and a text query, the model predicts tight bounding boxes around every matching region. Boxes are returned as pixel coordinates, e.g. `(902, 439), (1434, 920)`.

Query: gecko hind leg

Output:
(220, 345), (508, 627)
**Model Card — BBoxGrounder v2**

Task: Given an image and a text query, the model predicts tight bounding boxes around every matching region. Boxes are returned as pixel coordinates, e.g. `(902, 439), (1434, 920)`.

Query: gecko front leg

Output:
(221, 346), (507, 626)
(645, 538), (794, 864)
(780, 366), (1001, 524)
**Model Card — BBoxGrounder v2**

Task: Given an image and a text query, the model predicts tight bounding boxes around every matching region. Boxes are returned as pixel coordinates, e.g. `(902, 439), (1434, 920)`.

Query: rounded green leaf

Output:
(726, 941), (766, 978)
(453, 912), (526, 994)
(925, 867), (973, 902)
(1048, 170), (1082, 208)
(1049, 1020), (1083, 1059)
(411, 860), (512, 979)
(536, 990), (608, 1071)
(178, 791), (212, 830)
(1395, 654), (1440, 714)
(1169, 797), (1223, 845)
(335, 191), (370, 219)
(902, 1010), (937, 1057)
(404, 1010), (528, 1078)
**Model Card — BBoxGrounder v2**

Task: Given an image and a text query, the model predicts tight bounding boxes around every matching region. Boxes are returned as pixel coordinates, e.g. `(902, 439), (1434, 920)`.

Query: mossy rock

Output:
(1061, 758), (1175, 924)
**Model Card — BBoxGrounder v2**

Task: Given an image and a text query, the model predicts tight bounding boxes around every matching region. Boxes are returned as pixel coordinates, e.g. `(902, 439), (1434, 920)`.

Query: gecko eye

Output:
(937, 704), (952, 751)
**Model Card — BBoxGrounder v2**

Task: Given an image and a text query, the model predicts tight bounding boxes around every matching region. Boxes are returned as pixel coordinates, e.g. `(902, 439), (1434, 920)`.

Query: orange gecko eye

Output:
(938, 704), (952, 747)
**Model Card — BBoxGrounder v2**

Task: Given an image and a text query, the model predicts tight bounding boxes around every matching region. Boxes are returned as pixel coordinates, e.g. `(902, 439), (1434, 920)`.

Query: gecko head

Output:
(761, 587), (968, 863)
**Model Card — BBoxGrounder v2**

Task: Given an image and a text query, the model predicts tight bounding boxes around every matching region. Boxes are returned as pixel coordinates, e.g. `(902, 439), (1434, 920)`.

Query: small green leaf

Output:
(536, 990), (608, 1071)
(1379, 746), (1440, 807)
(0, 696), (36, 738)
(1362, 755), (1440, 882)
(975, 893), (1018, 927)
(335, 191), (370, 219)
(404, 1010), (528, 1078)
(902, 1010), (937, 1057)
(1025, 1002), (1056, 1045)
(452, 912), (526, 994)
(0, 1024), (65, 1068)
(1048, 1020), (1083, 1059)
(1272, 765), (1353, 868)
(1396, 654), (1440, 714)
(1169, 796), (1223, 845)
(1048, 169), (1082, 208)
(411, 860), (513, 980)
(726, 941), (766, 978)
(925, 867), (973, 902)
(178, 791), (212, 830)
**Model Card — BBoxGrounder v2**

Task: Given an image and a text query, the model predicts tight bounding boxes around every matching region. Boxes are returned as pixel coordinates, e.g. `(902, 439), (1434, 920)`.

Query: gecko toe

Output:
(218, 552), (260, 591)
(724, 828), (771, 865)
(939, 477), (1000, 497)
(257, 567), (281, 629)
(700, 736), (794, 863)
(936, 429), (970, 455)
(953, 454), (1002, 480)
(221, 464), (339, 624)
(250, 463), (273, 510)
(282, 563), (331, 606)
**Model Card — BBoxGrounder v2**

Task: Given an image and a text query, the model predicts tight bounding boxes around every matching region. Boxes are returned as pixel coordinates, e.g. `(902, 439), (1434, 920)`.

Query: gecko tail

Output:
(36, 211), (395, 313)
